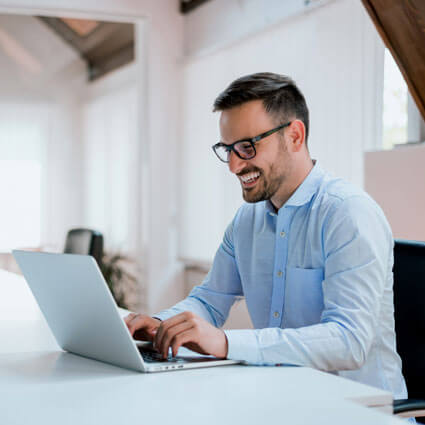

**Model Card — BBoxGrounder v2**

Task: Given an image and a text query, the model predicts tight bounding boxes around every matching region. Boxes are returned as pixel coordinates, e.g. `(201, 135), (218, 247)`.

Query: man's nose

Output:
(228, 151), (246, 175)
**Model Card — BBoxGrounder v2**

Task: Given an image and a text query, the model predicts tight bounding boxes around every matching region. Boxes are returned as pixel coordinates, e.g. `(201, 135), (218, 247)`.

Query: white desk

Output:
(0, 269), (404, 425)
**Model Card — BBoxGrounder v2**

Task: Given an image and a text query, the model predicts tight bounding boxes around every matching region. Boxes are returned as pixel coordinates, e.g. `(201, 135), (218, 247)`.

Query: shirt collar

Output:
(264, 160), (324, 214)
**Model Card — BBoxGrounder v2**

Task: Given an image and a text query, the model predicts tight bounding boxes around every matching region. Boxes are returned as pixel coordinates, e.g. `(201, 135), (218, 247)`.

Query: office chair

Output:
(64, 228), (104, 267)
(393, 239), (425, 421)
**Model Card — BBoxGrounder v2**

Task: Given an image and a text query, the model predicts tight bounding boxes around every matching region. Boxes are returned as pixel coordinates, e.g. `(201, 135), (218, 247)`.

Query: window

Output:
(0, 105), (46, 252)
(382, 48), (408, 150)
(0, 160), (42, 251)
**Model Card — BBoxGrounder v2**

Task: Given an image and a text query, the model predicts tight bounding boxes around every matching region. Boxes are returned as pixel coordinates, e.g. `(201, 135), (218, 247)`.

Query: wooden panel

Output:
(180, 0), (211, 14)
(60, 18), (100, 36)
(362, 0), (425, 121)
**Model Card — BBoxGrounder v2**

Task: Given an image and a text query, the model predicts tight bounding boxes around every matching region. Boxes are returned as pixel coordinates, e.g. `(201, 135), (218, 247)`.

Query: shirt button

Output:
(277, 270), (283, 277)
(280, 231), (286, 237)
(273, 311), (280, 318)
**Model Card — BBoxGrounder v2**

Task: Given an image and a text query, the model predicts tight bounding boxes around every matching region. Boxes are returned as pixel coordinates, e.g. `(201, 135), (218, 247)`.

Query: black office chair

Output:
(393, 239), (425, 421)
(64, 228), (104, 267)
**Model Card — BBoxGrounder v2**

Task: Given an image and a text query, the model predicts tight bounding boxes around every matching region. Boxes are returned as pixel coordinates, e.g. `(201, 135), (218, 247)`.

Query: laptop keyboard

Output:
(139, 348), (186, 363)
(136, 343), (221, 364)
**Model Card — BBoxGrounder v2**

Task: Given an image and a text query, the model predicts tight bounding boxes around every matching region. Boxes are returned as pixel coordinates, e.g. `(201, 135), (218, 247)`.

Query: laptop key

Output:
(140, 349), (184, 363)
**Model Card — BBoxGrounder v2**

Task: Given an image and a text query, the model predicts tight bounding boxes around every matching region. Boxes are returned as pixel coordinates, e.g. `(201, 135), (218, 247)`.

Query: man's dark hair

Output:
(213, 72), (310, 146)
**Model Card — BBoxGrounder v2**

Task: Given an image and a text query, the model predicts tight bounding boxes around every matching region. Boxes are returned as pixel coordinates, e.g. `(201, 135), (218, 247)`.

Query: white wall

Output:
(179, 0), (385, 262)
(365, 145), (425, 241)
(184, 0), (330, 57)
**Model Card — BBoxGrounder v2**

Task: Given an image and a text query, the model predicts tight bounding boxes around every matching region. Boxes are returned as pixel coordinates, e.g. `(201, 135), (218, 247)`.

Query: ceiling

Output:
(37, 2), (211, 80)
(35, 1), (213, 81)
(38, 17), (134, 81)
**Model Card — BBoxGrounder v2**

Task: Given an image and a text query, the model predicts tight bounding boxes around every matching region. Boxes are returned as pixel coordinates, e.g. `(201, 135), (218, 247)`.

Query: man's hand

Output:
(153, 311), (228, 359)
(124, 313), (161, 342)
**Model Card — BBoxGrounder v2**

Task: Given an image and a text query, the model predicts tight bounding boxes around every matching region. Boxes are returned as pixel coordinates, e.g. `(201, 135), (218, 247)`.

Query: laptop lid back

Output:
(12, 250), (144, 372)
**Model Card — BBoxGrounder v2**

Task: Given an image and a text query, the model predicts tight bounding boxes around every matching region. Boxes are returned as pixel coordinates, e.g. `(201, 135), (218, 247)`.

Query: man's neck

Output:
(271, 158), (314, 210)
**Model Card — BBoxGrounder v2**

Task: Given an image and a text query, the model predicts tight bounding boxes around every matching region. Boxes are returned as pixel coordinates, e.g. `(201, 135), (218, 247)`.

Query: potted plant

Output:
(100, 252), (140, 310)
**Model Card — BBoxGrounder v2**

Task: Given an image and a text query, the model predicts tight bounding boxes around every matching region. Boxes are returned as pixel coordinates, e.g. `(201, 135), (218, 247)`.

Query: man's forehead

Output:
(219, 100), (265, 121)
(219, 100), (273, 141)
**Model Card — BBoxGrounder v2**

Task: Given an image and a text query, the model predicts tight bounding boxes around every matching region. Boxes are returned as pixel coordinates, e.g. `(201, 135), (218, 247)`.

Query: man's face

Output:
(219, 100), (294, 205)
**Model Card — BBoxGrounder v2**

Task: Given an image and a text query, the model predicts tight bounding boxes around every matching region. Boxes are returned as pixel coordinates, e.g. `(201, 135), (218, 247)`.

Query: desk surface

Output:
(0, 269), (404, 425)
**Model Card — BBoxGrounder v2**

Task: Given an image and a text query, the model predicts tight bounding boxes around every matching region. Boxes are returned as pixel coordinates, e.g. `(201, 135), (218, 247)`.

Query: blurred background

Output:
(0, 0), (423, 327)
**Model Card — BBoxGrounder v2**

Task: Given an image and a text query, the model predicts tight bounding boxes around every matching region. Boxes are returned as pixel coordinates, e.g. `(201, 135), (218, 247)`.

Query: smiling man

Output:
(125, 72), (407, 399)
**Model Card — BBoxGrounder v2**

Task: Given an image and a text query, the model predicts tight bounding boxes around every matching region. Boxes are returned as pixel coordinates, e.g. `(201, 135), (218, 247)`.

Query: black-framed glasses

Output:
(212, 121), (292, 163)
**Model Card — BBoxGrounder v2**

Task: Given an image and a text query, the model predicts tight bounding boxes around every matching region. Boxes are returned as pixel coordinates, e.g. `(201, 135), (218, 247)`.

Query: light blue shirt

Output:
(156, 162), (407, 399)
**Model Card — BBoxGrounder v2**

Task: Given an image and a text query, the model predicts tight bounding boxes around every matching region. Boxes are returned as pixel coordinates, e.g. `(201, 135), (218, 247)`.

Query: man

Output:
(125, 72), (407, 399)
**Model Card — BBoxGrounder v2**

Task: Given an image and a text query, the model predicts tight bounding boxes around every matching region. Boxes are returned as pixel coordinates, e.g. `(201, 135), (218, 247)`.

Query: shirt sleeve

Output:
(224, 196), (393, 370)
(154, 214), (243, 328)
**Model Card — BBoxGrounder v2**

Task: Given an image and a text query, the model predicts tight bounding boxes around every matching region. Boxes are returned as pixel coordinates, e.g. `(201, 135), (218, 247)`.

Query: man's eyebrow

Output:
(220, 135), (252, 145)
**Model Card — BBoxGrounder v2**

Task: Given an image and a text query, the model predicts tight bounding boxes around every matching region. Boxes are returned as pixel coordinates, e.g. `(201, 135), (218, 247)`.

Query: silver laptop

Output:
(12, 250), (240, 372)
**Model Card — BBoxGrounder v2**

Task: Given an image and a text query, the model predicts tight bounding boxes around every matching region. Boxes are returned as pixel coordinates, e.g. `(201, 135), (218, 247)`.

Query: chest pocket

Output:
(283, 267), (324, 328)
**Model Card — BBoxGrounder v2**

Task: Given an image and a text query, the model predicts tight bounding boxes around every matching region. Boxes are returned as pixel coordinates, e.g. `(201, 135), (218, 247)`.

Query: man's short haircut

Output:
(213, 72), (310, 146)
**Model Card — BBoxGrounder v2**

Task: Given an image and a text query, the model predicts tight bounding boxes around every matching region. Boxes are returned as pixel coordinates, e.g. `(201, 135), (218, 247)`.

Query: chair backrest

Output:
(393, 239), (425, 399)
(64, 228), (104, 267)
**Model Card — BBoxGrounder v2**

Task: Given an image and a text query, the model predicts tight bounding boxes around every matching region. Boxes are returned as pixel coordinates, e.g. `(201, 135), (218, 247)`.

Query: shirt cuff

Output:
(152, 310), (177, 322)
(224, 329), (261, 364)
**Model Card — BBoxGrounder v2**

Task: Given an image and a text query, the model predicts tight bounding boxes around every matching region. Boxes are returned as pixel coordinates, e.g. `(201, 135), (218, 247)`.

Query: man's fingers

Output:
(128, 318), (144, 336)
(154, 312), (194, 349)
(170, 330), (196, 357)
(124, 313), (138, 326)
(158, 322), (194, 358)
(124, 313), (140, 334)
(126, 314), (151, 336)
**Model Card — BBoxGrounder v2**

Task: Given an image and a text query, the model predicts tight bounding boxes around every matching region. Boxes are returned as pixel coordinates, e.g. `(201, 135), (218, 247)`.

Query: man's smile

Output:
(238, 171), (261, 189)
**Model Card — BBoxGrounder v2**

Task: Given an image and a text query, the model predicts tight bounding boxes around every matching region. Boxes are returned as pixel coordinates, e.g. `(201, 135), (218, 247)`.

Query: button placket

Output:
(269, 210), (291, 327)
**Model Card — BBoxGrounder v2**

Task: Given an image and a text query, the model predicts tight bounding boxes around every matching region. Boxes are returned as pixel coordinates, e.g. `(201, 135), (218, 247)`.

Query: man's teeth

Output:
(240, 172), (260, 183)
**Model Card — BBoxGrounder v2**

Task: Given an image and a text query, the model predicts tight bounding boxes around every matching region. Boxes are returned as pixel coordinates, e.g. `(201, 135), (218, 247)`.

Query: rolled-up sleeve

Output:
(155, 216), (243, 327)
(225, 196), (392, 370)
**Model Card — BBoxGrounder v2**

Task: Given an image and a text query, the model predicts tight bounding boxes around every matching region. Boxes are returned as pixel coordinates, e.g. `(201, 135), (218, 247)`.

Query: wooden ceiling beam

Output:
(361, 0), (425, 121)
(180, 0), (212, 14)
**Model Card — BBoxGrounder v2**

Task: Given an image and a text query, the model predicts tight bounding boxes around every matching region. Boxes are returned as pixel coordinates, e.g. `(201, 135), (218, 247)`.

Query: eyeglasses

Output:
(212, 121), (292, 163)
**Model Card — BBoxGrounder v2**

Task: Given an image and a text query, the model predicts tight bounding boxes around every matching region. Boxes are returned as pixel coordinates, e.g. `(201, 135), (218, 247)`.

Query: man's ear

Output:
(287, 120), (306, 152)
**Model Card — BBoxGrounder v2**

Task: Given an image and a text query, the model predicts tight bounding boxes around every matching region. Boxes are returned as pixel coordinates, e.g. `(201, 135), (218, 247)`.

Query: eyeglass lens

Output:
(216, 141), (255, 162)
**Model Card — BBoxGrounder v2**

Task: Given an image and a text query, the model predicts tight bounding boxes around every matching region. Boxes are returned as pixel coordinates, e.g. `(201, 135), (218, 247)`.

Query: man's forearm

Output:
(154, 294), (220, 326)
(224, 322), (369, 371)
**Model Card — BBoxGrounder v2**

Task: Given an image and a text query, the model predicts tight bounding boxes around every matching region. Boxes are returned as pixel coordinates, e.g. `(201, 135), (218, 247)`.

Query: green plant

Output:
(100, 252), (139, 310)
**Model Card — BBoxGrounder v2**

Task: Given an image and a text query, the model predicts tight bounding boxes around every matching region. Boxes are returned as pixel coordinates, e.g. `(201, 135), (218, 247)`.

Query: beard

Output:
(238, 136), (291, 204)
(239, 163), (286, 204)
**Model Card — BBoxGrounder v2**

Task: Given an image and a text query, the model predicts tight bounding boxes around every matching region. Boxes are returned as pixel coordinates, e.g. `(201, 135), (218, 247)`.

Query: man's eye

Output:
(237, 142), (254, 154)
